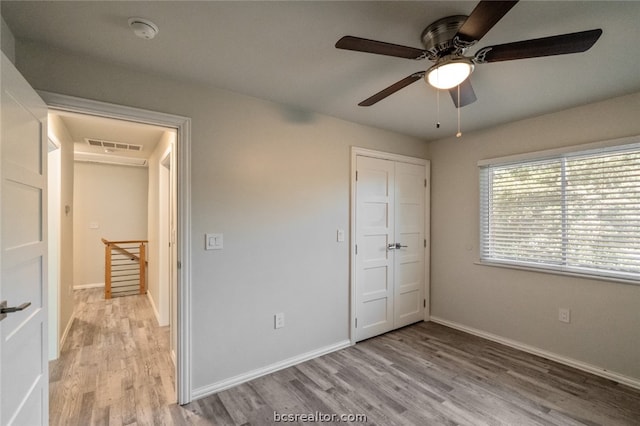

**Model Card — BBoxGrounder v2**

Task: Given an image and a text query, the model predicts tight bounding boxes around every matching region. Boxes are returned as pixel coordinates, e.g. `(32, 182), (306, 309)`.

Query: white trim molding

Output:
(73, 282), (104, 290)
(146, 291), (162, 326)
(192, 340), (352, 399)
(58, 310), (75, 355)
(38, 91), (193, 404)
(430, 316), (640, 391)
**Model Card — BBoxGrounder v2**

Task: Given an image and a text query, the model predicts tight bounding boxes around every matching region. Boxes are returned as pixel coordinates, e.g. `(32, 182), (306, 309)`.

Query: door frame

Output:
(38, 91), (193, 404)
(350, 147), (430, 345)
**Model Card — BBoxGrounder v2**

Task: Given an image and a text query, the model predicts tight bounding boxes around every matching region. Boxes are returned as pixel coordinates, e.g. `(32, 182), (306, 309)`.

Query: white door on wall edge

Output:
(0, 52), (49, 425)
(354, 153), (426, 342)
(354, 156), (395, 341)
(393, 162), (425, 329)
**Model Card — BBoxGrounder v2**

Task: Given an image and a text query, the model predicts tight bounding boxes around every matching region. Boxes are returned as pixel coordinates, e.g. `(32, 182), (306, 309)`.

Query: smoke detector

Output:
(128, 17), (159, 40)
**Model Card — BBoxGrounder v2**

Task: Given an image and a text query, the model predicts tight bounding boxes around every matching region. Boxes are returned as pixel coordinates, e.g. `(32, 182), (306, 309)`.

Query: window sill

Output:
(474, 260), (640, 287)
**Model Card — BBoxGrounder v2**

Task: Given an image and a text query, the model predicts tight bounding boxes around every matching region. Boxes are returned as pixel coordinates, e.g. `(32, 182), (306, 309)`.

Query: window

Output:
(480, 142), (640, 282)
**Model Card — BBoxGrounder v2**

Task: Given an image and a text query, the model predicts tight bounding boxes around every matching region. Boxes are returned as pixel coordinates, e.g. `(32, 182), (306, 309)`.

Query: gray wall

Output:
(14, 40), (429, 391)
(1, 16), (15, 63)
(429, 92), (640, 380)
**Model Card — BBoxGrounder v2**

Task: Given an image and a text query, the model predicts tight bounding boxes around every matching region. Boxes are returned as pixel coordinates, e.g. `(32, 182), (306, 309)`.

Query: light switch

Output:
(337, 229), (345, 242)
(205, 233), (223, 250)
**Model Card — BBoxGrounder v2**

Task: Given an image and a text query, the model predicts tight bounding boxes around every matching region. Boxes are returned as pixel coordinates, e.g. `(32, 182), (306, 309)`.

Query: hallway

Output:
(48, 289), (205, 425)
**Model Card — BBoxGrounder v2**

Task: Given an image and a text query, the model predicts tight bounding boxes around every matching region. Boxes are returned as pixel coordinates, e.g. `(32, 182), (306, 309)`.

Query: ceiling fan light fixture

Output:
(426, 59), (474, 90)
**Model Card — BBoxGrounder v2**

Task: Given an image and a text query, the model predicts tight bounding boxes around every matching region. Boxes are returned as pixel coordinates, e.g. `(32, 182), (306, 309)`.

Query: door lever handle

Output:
(395, 243), (408, 249)
(387, 243), (396, 250)
(0, 301), (31, 314)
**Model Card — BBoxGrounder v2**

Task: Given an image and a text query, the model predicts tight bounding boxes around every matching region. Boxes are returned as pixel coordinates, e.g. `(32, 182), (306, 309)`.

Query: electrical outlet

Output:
(274, 312), (285, 329)
(559, 308), (571, 323)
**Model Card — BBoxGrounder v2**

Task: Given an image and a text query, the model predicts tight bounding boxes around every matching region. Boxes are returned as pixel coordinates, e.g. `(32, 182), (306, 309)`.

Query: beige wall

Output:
(73, 162), (149, 286)
(15, 40), (429, 391)
(48, 114), (75, 356)
(147, 130), (175, 325)
(429, 92), (640, 381)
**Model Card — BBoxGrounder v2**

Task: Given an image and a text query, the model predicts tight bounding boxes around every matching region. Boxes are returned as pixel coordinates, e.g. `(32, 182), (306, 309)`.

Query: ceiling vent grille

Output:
(85, 138), (143, 152)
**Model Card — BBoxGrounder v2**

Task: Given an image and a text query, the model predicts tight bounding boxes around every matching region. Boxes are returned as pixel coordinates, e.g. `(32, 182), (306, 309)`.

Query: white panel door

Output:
(354, 156), (395, 341)
(354, 153), (426, 342)
(0, 53), (49, 425)
(393, 162), (425, 328)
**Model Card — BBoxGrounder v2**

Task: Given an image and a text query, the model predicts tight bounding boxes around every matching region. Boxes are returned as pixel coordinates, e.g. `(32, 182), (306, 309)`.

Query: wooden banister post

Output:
(139, 242), (146, 295)
(105, 243), (112, 299)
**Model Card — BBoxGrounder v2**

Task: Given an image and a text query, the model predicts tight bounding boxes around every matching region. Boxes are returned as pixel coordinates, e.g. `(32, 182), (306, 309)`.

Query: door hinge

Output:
(355, 318), (358, 328)
(424, 178), (427, 187)
(423, 299), (426, 308)
(424, 239), (427, 248)
(355, 170), (358, 181)
(177, 260), (182, 269)
(355, 244), (358, 255)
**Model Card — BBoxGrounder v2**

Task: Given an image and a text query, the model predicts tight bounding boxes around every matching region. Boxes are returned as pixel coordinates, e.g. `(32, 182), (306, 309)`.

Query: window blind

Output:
(480, 143), (640, 282)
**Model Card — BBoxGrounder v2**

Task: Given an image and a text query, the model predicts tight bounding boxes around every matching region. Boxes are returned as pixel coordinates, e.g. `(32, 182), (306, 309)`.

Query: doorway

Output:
(350, 147), (431, 343)
(41, 91), (192, 404)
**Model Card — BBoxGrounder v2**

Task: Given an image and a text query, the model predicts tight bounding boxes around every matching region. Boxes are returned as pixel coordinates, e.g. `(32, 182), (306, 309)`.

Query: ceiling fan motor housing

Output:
(421, 15), (468, 60)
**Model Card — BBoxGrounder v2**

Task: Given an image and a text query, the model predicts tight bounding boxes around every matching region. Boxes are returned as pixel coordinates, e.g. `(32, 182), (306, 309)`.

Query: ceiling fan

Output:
(336, 0), (602, 108)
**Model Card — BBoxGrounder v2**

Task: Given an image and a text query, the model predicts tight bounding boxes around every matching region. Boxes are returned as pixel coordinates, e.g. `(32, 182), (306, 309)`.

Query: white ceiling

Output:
(3, 1), (640, 141)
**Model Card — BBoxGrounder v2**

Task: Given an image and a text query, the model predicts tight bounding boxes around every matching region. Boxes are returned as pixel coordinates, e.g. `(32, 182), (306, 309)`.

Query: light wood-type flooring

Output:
(49, 289), (206, 425)
(52, 289), (640, 425)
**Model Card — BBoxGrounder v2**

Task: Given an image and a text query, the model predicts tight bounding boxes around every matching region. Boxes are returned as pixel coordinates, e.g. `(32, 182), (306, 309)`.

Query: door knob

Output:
(0, 301), (31, 321)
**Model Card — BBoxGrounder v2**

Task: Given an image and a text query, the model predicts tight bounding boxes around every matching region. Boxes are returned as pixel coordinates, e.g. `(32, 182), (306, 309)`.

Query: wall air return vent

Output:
(85, 138), (143, 152)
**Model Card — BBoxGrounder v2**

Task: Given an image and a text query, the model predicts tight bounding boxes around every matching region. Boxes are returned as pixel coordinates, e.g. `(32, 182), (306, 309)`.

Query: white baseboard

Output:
(73, 282), (104, 290)
(147, 290), (169, 327)
(59, 311), (74, 351)
(192, 339), (352, 400)
(429, 316), (640, 391)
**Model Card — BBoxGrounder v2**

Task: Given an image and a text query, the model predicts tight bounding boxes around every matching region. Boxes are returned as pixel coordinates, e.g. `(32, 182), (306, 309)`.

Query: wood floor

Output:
(52, 289), (640, 425)
(49, 289), (206, 425)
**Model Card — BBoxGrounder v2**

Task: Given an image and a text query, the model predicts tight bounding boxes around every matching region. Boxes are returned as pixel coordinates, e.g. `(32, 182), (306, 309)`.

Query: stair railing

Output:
(102, 238), (148, 299)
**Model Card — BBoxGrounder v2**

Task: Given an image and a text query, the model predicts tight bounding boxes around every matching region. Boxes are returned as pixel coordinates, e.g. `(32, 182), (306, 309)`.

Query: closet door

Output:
(354, 156), (395, 341)
(393, 162), (426, 328)
(354, 154), (427, 342)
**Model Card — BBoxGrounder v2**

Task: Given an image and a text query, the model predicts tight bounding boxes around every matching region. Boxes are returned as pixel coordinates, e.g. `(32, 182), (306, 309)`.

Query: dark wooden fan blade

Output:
(448, 79), (477, 108)
(336, 36), (428, 60)
(359, 72), (425, 106)
(474, 29), (603, 63)
(456, 1), (518, 44)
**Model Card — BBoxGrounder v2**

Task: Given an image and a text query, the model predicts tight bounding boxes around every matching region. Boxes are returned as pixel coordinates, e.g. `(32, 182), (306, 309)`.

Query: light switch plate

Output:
(274, 312), (285, 329)
(205, 233), (223, 250)
(337, 229), (345, 242)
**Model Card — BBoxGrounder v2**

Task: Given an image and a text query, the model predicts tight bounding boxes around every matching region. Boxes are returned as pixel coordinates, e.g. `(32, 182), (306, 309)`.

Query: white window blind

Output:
(480, 143), (640, 282)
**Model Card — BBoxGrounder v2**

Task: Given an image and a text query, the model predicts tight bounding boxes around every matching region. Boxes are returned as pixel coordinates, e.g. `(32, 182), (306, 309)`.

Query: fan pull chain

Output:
(436, 88), (440, 128)
(456, 84), (462, 138)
